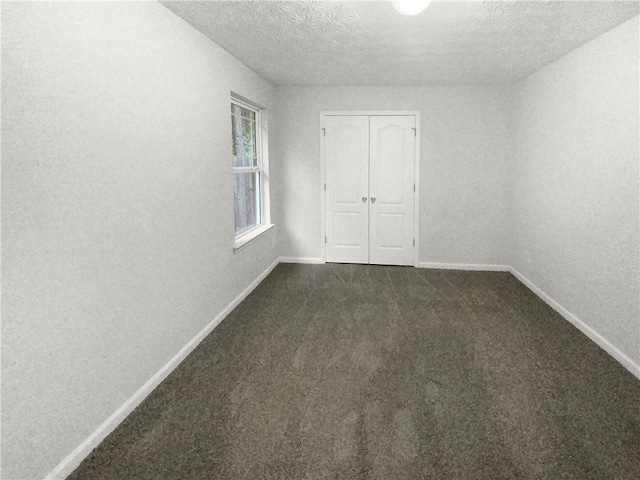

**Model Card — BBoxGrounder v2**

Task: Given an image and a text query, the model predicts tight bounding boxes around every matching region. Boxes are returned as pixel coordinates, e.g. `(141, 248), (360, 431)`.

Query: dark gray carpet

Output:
(69, 264), (640, 479)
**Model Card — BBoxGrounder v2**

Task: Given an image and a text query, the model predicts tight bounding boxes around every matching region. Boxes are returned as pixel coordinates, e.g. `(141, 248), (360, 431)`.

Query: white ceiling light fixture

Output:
(392, 0), (431, 16)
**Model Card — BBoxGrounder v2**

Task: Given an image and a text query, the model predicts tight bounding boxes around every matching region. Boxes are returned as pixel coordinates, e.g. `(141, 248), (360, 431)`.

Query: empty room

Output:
(2, 0), (639, 479)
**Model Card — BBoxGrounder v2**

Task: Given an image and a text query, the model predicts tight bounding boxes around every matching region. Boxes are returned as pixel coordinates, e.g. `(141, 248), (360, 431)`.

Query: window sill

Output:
(233, 223), (274, 253)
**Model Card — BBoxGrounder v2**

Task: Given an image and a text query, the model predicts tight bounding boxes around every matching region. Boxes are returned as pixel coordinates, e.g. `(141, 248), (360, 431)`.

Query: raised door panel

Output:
(324, 116), (370, 264)
(369, 116), (415, 266)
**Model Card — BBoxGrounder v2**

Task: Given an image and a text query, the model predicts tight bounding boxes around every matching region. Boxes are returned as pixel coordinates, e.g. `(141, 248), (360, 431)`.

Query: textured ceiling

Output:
(160, 1), (639, 85)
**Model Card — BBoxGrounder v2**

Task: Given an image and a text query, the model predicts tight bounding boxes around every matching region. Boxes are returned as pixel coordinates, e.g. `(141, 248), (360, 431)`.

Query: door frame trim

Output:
(320, 111), (421, 267)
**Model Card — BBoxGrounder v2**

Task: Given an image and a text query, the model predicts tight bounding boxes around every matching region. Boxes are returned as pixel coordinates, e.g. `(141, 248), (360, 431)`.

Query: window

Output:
(231, 96), (271, 250)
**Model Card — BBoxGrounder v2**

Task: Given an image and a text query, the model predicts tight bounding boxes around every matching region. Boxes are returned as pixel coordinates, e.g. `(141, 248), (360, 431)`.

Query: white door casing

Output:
(369, 116), (416, 266)
(324, 116), (370, 264)
(323, 113), (417, 266)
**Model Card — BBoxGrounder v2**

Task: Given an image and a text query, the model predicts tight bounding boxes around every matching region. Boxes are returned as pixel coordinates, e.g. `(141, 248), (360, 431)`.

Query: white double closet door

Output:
(324, 115), (416, 266)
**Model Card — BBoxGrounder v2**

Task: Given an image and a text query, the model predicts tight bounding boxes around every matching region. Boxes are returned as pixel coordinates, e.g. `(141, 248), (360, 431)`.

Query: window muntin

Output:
(231, 100), (263, 237)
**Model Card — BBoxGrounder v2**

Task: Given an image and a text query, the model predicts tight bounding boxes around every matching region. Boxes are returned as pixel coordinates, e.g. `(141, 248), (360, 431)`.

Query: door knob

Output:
(362, 196), (367, 203)
(371, 197), (376, 203)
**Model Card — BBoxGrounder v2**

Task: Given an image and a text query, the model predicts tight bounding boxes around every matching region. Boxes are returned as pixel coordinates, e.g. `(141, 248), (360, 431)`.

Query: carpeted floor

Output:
(69, 264), (640, 479)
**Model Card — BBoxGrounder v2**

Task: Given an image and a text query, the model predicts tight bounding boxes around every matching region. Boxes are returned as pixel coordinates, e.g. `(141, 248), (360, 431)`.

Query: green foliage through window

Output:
(231, 100), (262, 236)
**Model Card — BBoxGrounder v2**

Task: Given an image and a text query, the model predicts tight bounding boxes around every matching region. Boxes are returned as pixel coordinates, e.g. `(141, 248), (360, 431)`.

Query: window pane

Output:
(234, 172), (261, 235)
(231, 104), (257, 167)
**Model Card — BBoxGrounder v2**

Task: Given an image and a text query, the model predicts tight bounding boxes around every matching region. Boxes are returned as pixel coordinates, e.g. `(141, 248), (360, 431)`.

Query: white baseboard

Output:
(418, 262), (510, 272)
(45, 258), (281, 480)
(44, 257), (639, 479)
(509, 267), (640, 381)
(279, 256), (324, 264)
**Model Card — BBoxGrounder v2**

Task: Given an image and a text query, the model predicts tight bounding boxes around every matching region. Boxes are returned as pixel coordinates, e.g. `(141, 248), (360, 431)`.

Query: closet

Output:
(322, 114), (417, 266)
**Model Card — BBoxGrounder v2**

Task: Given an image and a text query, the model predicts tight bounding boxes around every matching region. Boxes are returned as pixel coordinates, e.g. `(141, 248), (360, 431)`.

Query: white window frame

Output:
(231, 94), (273, 252)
